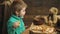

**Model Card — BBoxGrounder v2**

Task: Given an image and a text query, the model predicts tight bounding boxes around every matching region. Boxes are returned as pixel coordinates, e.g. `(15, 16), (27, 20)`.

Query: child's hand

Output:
(13, 21), (20, 28)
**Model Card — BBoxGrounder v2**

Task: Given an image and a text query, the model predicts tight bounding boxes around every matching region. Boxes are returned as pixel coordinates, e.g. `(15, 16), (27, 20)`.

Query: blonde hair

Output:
(10, 0), (27, 15)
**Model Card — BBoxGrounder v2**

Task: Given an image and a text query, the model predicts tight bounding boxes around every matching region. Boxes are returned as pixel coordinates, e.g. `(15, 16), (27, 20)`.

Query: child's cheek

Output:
(22, 12), (26, 16)
(24, 12), (26, 15)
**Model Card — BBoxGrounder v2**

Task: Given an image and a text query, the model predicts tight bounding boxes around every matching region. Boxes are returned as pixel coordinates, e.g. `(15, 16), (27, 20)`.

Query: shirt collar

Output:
(11, 14), (22, 20)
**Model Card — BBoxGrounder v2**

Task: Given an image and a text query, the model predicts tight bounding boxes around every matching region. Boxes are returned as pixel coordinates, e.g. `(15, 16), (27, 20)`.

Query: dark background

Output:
(0, 0), (60, 34)
(23, 0), (60, 27)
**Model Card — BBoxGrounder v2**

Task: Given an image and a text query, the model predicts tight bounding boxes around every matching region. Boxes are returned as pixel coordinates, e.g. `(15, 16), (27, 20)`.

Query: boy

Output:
(7, 0), (27, 34)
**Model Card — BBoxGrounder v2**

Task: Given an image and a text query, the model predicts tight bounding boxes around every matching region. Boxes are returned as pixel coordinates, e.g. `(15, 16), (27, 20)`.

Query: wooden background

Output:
(0, 0), (60, 34)
(23, 0), (60, 27)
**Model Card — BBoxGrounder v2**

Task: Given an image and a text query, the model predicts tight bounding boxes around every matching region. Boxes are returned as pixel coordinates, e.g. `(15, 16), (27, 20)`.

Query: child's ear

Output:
(15, 11), (19, 15)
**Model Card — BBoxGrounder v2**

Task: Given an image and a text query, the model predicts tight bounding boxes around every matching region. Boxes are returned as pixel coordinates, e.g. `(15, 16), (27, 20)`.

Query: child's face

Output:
(18, 7), (26, 17)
